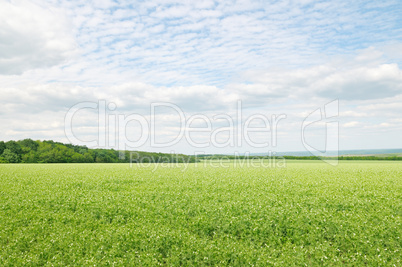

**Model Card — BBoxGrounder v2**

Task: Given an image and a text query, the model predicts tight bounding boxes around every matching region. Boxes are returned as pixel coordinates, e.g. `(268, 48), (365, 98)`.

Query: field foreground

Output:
(0, 161), (401, 265)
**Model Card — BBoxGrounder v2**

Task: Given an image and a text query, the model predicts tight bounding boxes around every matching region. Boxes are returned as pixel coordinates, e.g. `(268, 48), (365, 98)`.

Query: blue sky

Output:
(0, 0), (402, 154)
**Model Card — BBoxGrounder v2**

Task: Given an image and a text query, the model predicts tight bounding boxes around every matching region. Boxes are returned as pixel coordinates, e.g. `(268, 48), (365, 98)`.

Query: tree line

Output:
(0, 139), (197, 164)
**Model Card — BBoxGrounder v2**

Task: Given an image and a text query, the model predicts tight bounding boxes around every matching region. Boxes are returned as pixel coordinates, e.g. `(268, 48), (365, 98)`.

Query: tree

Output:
(2, 149), (20, 163)
(21, 151), (37, 163)
(72, 153), (85, 163)
(0, 139), (198, 164)
(83, 153), (94, 163)
(5, 140), (22, 155)
(19, 139), (39, 151)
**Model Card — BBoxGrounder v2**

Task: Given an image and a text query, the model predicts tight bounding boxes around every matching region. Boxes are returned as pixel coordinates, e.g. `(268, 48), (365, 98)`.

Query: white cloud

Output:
(343, 121), (360, 128)
(235, 58), (402, 101)
(0, 0), (77, 75)
(1, 0), (402, 151)
(339, 111), (368, 118)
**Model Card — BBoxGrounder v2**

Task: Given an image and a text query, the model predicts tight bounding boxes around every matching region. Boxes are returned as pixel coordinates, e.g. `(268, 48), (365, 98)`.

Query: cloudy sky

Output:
(1, 0), (401, 154)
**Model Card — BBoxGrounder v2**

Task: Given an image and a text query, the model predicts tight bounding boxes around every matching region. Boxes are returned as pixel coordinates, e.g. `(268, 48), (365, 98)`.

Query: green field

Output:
(0, 161), (401, 266)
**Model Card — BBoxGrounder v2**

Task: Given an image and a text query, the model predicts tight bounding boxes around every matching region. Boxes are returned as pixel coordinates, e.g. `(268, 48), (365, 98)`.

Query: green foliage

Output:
(0, 139), (196, 164)
(83, 152), (94, 163)
(21, 150), (37, 163)
(0, 161), (400, 265)
(5, 140), (22, 155)
(19, 139), (39, 151)
(1, 149), (20, 163)
(0, 141), (5, 155)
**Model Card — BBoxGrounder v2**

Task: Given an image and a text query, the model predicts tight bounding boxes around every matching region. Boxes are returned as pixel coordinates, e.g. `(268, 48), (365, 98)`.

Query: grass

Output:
(0, 161), (401, 266)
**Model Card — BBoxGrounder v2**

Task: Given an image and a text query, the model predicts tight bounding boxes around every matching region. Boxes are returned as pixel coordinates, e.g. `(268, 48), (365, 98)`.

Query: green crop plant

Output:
(0, 161), (400, 265)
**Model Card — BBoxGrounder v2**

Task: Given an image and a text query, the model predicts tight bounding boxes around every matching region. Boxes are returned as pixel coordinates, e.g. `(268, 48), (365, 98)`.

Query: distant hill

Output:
(251, 148), (402, 157)
(198, 149), (402, 161)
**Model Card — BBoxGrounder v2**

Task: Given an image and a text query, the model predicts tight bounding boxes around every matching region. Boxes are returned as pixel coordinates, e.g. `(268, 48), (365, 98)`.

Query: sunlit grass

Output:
(0, 161), (400, 265)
